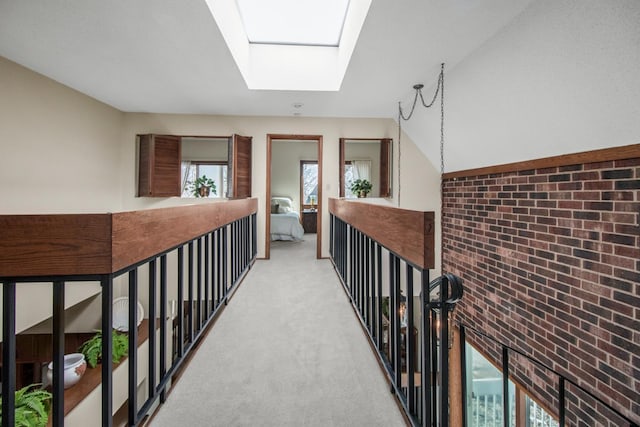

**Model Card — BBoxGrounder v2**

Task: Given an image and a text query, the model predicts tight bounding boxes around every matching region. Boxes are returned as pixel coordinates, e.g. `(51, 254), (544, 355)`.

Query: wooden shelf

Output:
(0, 319), (156, 419)
(60, 319), (153, 417)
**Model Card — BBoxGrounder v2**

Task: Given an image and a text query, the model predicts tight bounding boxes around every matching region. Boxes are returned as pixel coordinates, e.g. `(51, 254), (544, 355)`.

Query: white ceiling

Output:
(0, 0), (534, 119)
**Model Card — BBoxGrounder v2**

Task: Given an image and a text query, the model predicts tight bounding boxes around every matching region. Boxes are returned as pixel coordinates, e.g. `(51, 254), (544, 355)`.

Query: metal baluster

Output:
(204, 234), (210, 318)
(128, 269), (139, 425)
(148, 259), (157, 400)
(177, 247), (185, 358)
(101, 275), (114, 427)
(188, 242), (194, 343)
(406, 266), (415, 413)
(160, 255), (167, 402)
(52, 281), (65, 427)
(2, 282), (16, 427)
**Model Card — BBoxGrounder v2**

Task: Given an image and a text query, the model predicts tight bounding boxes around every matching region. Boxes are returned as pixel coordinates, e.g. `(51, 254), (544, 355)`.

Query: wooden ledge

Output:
(61, 319), (154, 417)
(0, 199), (258, 277)
(329, 198), (435, 269)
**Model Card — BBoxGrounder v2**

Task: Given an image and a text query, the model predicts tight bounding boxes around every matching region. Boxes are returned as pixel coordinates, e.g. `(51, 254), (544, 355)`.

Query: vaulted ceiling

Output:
(0, 0), (533, 118)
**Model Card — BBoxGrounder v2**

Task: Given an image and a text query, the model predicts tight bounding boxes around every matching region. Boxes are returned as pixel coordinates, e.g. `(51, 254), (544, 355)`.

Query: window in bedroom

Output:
(300, 160), (318, 210)
(181, 161), (228, 198)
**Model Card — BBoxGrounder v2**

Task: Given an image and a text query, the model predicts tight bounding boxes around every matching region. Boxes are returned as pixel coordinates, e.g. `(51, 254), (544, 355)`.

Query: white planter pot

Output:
(47, 353), (87, 389)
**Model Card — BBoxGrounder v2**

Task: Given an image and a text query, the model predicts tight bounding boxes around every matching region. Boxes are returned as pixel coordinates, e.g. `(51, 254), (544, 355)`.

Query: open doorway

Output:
(266, 134), (323, 259)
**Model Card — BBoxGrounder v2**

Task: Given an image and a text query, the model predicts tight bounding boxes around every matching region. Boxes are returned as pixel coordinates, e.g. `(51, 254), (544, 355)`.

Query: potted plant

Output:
(0, 384), (52, 427)
(78, 330), (129, 368)
(350, 179), (372, 198)
(192, 175), (216, 198)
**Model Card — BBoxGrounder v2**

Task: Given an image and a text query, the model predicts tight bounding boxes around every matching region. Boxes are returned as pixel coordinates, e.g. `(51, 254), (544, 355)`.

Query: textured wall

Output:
(443, 150), (640, 425)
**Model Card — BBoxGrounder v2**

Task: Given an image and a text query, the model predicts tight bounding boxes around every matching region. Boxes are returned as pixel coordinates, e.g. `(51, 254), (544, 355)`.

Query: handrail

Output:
(458, 321), (640, 427)
(328, 198), (435, 269)
(0, 199), (258, 427)
(328, 202), (453, 427)
(0, 199), (257, 277)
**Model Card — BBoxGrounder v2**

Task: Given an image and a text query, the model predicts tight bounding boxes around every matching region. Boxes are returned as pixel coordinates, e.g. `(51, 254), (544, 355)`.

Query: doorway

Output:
(266, 134), (323, 259)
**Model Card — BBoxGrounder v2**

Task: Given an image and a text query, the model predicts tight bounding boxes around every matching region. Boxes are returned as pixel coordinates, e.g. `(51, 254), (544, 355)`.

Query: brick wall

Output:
(442, 152), (640, 425)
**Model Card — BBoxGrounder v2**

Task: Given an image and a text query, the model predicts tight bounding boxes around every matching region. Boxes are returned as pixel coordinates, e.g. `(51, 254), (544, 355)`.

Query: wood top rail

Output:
(0, 199), (258, 278)
(442, 143), (640, 180)
(329, 198), (435, 269)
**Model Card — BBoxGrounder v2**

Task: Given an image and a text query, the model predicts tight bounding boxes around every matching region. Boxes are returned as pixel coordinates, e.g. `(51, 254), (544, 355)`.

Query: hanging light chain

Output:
(396, 63), (446, 210)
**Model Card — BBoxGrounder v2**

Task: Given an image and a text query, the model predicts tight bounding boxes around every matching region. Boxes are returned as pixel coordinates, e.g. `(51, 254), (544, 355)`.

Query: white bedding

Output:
(271, 212), (304, 241)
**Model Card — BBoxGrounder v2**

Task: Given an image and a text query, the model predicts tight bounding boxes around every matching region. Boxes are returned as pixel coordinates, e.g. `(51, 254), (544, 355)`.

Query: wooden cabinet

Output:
(138, 133), (252, 199)
(302, 210), (317, 233)
(138, 134), (181, 197)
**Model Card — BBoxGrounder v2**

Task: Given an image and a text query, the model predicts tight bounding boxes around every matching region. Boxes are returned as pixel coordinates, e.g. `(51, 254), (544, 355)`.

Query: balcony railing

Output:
(0, 199), (257, 427)
(328, 198), (463, 426)
(459, 322), (640, 427)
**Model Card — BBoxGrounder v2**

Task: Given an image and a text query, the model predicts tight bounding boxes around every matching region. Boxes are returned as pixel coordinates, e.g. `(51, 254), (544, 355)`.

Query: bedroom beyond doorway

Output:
(266, 134), (323, 260)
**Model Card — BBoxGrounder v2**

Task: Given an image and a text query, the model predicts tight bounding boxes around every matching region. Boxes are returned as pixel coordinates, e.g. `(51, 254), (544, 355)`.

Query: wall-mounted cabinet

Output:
(137, 134), (252, 198)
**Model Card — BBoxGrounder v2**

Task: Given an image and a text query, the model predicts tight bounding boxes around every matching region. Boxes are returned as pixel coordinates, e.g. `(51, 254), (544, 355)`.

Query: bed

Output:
(270, 196), (305, 241)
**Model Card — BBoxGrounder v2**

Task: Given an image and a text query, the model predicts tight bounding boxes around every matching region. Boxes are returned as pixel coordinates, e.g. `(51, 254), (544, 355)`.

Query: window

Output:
(236, 0), (350, 47)
(465, 342), (558, 427)
(300, 161), (318, 210)
(181, 161), (227, 198)
(344, 161), (356, 198)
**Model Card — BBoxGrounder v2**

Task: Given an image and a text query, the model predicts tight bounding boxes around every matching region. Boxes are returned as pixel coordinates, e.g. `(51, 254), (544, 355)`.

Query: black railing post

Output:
(440, 276), (450, 427)
(2, 282), (16, 427)
(502, 346), (510, 427)
(160, 254), (168, 403)
(196, 238), (202, 329)
(177, 247), (184, 358)
(460, 324), (468, 427)
(128, 269), (138, 426)
(406, 265), (415, 413)
(420, 271), (431, 427)
(188, 242), (194, 342)
(223, 226), (228, 303)
(204, 234), (210, 318)
(559, 376), (565, 427)
(101, 275), (114, 427)
(148, 259), (157, 401)
(52, 281), (65, 427)
(376, 245), (383, 351)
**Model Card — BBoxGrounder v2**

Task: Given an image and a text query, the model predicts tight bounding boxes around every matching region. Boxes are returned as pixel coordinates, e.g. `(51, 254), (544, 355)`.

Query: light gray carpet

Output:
(150, 235), (406, 427)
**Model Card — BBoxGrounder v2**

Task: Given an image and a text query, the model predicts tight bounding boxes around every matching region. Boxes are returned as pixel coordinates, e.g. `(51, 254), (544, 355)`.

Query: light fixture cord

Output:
(397, 63), (445, 269)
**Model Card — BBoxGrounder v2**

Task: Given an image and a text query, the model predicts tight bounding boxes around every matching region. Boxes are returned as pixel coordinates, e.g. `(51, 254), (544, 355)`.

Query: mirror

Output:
(339, 138), (392, 198)
(180, 137), (229, 198)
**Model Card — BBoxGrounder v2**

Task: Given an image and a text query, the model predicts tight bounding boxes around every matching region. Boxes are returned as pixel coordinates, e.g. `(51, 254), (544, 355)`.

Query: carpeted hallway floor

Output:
(149, 235), (406, 426)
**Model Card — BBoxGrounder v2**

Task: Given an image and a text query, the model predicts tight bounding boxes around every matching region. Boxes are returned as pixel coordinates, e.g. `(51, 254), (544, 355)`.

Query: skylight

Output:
(236, 0), (350, 47)
(206, 0), (371, 91)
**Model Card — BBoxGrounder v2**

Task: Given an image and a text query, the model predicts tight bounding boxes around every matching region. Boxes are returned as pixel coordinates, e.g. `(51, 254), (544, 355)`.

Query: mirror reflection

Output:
(339, 138), (392, 198)
(180, 137), (229, 198)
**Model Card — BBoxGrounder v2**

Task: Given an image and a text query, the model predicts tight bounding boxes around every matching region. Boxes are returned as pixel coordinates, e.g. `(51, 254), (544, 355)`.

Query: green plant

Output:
(349, 179), (372, 197)
(192, 175), (217, 197)
(79, 330), (129, 368)
(0, 384), (52, 427)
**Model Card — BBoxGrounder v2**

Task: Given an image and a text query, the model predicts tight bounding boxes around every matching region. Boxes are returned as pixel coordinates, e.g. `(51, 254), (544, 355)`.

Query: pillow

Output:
(271, 203), (279, 214)
(278, 206), (292, 214)
(271, 197), (293, 209)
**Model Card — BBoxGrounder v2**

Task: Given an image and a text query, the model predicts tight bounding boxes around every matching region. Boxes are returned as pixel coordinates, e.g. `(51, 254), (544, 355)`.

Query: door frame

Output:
(266, 134), (323, 259)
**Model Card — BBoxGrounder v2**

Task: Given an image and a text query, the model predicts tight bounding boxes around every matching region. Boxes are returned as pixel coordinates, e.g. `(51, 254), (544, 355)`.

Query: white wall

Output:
(0, 56), (124, 214)
(119, 114), (437, 260)
(403, 0), (640, 172)
(0, 55), (443, 324)
(271, 140), (318, 212)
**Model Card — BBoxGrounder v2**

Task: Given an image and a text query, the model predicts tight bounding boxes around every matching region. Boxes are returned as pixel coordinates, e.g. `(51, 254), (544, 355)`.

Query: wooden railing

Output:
(0, 199), (258, 427)
(329, 198), (462, 426)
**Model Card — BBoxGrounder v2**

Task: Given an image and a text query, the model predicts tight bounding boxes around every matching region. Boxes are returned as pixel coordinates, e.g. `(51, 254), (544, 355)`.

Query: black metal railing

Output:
(1, 212), (257, 427)
(329, 213), (462, 426)
(459, 322), (640, 427)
